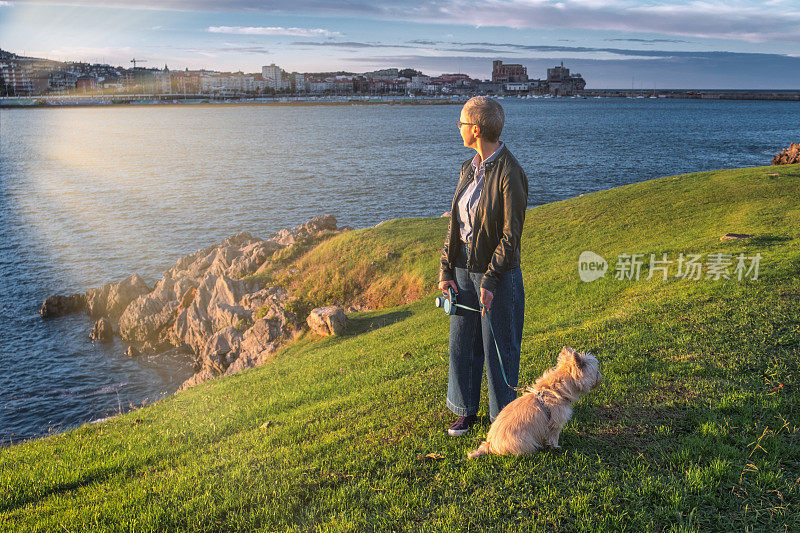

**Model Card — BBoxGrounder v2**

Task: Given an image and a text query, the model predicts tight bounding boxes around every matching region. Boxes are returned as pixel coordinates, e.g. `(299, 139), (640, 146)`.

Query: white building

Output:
(410, 76), (430, 90)
(308, 80), (335, 93)
(262, 64), (279, 83)
(200, 73), (268, 95)
(504, 82), (529, 92)
(365, 68), (399, 80)
(294, 73), (306, 92)
(48, 71), (78, 93)
(261, 64), (289, 90)
(154, 66), (171, 94)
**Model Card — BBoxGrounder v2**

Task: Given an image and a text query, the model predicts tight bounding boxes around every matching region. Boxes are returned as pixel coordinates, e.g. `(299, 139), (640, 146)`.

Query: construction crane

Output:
(130, 58), (148, 68)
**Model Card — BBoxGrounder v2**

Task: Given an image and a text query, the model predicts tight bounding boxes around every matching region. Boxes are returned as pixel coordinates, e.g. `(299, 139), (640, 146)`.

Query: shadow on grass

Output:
(745, 234), (792, 247)
(343, 310), (413, 337)
(1, 454), (165, 513)
(2, 417), (251, 513)
(571, 403), (698, 453)
(2, 468), (123, 513)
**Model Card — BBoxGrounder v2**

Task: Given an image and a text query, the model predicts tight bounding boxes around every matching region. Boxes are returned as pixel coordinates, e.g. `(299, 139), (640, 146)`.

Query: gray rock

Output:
(241, 317), (282, 354)
(118, 294), (178, 344)
(84, 274), (151, 321)
(105, 274), (151, 321)
(84, 284), (111, 318)
(157, 232), (264, 293)
(48, 217), (347, 392)
(174, 273), (253, 354)
(773, 143), (800, 165)
(240, 286), (287, 311)
(175, 303), (213, 357)
(307, 306), (349, 336)
(139, 339), (173, 354)
(272, 214), (337, 246)
(223, 343), (277, 376)
(304, 214), (337, 233)
(178, 326), (244, 389)
(90, 317), (114, 342)
(40, 293), (85, 318)
(179, 369), (218, 391)
(224, 320), (300, 378)
(228, 241), (282, 278)
(241, 288), (291, 334)
(124, 345), (140, 357)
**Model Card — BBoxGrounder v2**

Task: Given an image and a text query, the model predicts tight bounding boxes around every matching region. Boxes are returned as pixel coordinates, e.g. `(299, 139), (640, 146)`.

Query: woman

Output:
(439, 96), (528, 436)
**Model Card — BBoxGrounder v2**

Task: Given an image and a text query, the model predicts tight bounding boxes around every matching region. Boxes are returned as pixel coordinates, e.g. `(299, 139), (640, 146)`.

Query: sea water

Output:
(1, 98), (798, 444)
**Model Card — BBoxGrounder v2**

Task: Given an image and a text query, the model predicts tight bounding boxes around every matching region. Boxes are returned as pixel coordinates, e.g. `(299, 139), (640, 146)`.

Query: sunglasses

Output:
(457, 121), (477, 128)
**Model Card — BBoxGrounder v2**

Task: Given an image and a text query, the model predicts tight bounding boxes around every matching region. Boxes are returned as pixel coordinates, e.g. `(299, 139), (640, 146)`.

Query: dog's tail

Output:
(467, 440), (491, 459)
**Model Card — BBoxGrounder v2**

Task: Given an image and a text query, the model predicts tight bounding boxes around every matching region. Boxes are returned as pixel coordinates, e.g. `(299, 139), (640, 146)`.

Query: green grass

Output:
(244, 218), (443, 314)
(2, 165), (799, 531)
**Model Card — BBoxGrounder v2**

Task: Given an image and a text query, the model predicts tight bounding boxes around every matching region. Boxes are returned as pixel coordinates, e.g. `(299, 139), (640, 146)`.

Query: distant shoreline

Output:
(583, 89), (800, 101)
(0, 95), (468, 109)
(2, 90), (799, 108)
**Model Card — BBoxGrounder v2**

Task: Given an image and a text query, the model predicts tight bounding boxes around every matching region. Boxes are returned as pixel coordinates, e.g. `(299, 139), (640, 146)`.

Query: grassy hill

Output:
(2, 165), (799, 531)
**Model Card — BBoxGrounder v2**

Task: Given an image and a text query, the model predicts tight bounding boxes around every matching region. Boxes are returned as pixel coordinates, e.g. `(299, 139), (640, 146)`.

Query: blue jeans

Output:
(446, 244), (524, 421)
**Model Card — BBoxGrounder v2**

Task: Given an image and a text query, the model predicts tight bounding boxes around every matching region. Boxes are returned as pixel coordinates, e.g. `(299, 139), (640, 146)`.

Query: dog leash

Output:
(451, 302), (523, 394)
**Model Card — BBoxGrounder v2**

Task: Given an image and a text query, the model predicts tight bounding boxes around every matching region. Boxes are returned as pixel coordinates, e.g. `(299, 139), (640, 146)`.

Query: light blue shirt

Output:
(456, 142), (504, 244)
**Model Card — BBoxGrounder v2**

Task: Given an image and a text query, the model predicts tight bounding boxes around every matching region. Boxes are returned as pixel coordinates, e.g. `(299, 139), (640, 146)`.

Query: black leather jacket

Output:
(439, 144), (528, 293)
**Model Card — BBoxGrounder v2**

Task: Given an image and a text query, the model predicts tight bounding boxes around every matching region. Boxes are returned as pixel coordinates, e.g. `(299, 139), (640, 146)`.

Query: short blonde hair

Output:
(463, 96), (505, 142)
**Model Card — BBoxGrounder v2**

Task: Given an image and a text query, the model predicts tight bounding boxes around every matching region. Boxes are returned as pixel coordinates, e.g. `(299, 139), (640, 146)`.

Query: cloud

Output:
(291, 38), (800, 64)
(208, 26), (340, 38)
(605, 38), (689, 44)
(452, 41), (672, 58)
(44, 45), (136, 57)
(344, 51), (800, 89)
(11, 1), (800, 44)
(156, 43), (271, 56)
(212, 45), (270, 54)
(291, 40), (507, 55)
(438, 47), (507, 54)
(406, 39), (441, 46)
(0, 1), (13, 5)
(292, 39), (659, 57)
(290, 41), (380, 48)
(290, 41), (442, 51)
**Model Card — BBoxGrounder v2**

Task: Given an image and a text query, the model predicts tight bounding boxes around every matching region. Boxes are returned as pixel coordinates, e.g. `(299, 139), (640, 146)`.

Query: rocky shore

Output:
(773, 143), (800, 165)
(41, 215), (351, 391)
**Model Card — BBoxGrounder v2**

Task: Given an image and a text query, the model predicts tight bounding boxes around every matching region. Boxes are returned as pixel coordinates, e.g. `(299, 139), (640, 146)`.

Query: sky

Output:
(1, 0), (800, 89)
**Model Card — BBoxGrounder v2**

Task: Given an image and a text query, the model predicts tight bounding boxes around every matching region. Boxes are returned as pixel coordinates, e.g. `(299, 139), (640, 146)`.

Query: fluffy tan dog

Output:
(467, 347), (601, 459)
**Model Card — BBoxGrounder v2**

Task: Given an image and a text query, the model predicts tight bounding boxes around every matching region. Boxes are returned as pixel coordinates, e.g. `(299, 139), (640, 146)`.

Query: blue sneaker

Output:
(448, 414), (478, 436)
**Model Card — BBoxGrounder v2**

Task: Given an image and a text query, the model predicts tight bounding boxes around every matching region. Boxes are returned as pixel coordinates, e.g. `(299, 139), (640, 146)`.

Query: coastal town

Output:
(0, 48), (585, 99)
(2, 47), (799, 105)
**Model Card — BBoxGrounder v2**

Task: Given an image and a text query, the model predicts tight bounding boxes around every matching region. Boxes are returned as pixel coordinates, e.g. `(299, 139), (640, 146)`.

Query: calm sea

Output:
(1, 98), (798, 444)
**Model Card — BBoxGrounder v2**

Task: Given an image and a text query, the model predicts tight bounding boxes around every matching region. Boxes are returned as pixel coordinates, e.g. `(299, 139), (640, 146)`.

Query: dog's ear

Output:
(558, 346), (587, 371)
(572, 351), (586, 370)
(558, 346), (576, 366)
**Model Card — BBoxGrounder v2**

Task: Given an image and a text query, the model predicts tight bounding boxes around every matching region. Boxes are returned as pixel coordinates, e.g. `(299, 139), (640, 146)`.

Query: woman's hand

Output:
(480, 288), (494, 317)
(438, 280), (458, 294)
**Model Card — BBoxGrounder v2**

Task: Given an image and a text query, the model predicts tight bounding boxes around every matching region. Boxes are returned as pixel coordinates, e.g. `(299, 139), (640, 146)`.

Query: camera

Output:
(434, 286), (458, 315)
